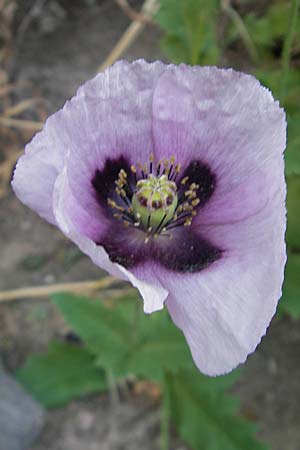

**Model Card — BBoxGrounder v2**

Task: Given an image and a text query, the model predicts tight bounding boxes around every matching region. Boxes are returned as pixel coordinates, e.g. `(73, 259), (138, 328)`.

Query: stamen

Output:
(149, 152), (154, 174)
(133, 212), (141, 227)
(143, 163), (148, 177)
(109, 154), (202, 242)
(156, 160), (162, 176)
(137, 163), (145, 178)
(162, 159), (169, 175)
(119, 169), (127, 179)
(172, 164), (181, 181)
(168, 155), (175, 179)
(155, 213), (167, 235)
(131, 164), (137, 183)
(191, 198), (200, 207)
(184, 218), (193, 227)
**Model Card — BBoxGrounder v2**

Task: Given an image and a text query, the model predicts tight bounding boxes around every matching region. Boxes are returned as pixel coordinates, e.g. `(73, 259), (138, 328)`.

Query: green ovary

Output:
(131, 175), (178, 229)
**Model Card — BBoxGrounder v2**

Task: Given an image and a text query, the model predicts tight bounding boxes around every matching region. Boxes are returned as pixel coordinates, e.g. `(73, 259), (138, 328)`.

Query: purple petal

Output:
(64, 60), (166, 213)
(12, 60), (287, 375)
(152, 65), (286, 224)
(12, 113), (65, 224)
(164, 158), (286, 375)
(13, 60), (166, 220)
(53, 168), (168, 313)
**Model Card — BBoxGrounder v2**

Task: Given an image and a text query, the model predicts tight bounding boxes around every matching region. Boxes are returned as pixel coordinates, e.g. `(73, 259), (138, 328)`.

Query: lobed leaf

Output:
(167, 369), (268, 450)
(155, 0), (219, 65)
(16, 341), (106, 408)
(51, 293), (193, 381)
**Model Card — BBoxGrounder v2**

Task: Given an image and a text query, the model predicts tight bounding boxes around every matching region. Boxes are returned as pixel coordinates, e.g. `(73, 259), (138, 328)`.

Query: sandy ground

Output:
(0, 1), (300, 449)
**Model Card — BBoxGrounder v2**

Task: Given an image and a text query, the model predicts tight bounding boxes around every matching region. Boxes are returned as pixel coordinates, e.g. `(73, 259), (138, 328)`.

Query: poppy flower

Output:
(12, 60), (286, 376)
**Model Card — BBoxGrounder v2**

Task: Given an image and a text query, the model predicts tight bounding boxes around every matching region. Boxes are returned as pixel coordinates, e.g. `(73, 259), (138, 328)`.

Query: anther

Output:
(115, 179), (124, 188)
(181, 176), (189, 185)
(107, 198), (116, 208)
(184, 218), (192, 227)
(191, 198), (200, 207)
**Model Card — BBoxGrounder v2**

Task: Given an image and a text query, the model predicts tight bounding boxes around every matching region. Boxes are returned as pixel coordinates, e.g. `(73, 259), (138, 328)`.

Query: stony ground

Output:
(0, 1), (300, 449)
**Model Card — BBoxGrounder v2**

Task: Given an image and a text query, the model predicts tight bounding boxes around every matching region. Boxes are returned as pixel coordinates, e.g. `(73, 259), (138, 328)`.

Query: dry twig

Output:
(98, 0), (159, 72)
(0, 116), (43, 131)
(115, 0), (155, 25)
(0, 276), (118, 303)
(3, 99), (37, 118)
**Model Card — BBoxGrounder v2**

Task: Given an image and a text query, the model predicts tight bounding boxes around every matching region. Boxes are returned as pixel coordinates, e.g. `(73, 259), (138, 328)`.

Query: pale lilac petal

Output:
(163, 157), (286, 375)
(13, 60), (166, 218)
(64, 60), (166, 211)
(12, 60), (287, 376)
(53, 168), (168, 313)
(152, 65), (285, 224)
(12, 113), (66, 224)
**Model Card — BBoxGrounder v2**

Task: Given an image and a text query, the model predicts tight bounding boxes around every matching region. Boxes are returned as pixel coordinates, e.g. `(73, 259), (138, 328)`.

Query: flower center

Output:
(132, 175), (178, 229)
(107, 154), (201, 243)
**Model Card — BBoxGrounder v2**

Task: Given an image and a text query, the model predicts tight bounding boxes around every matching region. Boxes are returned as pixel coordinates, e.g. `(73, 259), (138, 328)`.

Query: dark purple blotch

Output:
(92, 156), (222, 273)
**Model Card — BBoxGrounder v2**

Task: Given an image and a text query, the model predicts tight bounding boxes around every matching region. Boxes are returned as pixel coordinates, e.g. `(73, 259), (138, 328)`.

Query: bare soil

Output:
(0, 1), (300, 449)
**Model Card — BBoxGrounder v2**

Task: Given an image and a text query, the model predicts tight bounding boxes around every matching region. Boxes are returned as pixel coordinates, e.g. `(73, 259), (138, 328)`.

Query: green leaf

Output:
(155, 0), (219, 65)
(126, 309), (193, 381)
(279, 253), (300, 319)
(51, 293), (193, 381)
(229, 2), (300, 61)
(255, 69), (300, 113)
(285, 113), (300, 176)
(16, 341), (106, 408)
(286, 176), (300, 249)
(167, 369), (268, 450)
(51, 293), (132, 374)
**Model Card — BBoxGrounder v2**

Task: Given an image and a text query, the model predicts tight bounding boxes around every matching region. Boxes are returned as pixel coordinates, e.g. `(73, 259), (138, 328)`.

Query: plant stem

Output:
(160, 375), (170, 450)
(106, 368), (119, 408)
(280, 0), (300, 99)
(131, 298), (143, 344)
(221, 0), (258, 63)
